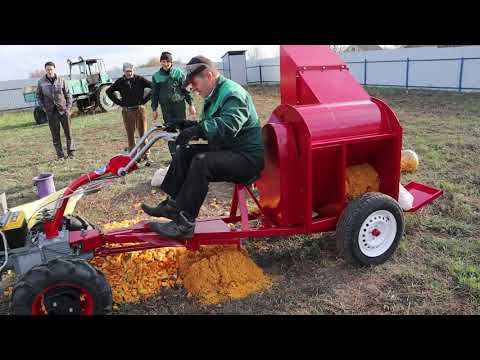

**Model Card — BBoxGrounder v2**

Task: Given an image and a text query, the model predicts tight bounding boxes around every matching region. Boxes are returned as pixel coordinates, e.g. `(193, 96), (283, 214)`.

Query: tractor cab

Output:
(67, 57), (112, 86)
(66, 57), (117, 113)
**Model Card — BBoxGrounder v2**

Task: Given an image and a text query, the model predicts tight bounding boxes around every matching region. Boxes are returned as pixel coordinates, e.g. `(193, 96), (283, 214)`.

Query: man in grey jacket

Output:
(36, 61), (75, 160)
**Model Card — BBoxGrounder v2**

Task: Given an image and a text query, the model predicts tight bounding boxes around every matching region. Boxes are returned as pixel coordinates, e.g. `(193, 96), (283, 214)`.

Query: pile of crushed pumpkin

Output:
(345, 149), (419, 200)
(90, 217), (271, 306)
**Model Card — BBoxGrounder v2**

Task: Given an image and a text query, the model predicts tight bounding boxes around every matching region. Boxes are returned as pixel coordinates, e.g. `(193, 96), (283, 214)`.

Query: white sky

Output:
(0, 45), (398, 81)
(0, 45), (280, 81)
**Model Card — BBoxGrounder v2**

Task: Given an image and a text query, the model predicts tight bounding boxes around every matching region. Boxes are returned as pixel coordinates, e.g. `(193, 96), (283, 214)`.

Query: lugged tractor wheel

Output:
(336, 192), (405, 266)
(33, 106), (47, 125)
(10, 258), (112, 315)
(97, 85), (117, 113)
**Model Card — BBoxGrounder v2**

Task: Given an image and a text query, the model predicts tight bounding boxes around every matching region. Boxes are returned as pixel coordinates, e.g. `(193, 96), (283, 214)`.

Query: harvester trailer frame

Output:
(1, 45), (443, 315)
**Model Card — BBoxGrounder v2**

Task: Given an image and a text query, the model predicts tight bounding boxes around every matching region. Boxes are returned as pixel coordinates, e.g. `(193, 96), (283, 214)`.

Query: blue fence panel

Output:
(346, 62), (364, 84)
(240, 57), (480, 93)
(462, 58), (480, 90)
(3, 57), (480, 113)
(362, 61), (406, 87)
(409, 58), (460, 89)
(246, 66), (261, 83)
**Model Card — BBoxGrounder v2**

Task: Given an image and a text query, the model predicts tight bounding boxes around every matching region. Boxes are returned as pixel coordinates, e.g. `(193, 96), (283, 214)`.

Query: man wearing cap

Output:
(106, 63), (152, 160)
(151, 52), (196, 161)
(142, 55), (264, 239)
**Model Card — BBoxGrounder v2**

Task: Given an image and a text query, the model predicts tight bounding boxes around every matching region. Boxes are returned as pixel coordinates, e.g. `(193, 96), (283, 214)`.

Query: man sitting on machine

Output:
(141, 55), (265, 239)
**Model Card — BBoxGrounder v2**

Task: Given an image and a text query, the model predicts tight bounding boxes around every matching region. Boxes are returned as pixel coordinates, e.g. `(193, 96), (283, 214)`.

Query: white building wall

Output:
(229, 55), (247, 85)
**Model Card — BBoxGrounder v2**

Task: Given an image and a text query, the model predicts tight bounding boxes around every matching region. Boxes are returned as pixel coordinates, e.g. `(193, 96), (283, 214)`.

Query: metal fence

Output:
(349, 57), (480, 92)
(2, 55), (480, 113)
(244, 57), (480, 92)
(0, 66), (229, 113)
(246, 65), (280, 85)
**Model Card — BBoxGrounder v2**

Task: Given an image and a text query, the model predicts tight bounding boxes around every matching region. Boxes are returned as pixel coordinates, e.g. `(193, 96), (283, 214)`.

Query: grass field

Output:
(1, 85), (479, 314)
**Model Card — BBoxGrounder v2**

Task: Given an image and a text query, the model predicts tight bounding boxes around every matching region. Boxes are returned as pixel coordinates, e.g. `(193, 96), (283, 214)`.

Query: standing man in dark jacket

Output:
(36, 61), (75, 160)
(151, 52), (196, 162)
(106, 63), (152, 160)
(142, 55), (265, 239)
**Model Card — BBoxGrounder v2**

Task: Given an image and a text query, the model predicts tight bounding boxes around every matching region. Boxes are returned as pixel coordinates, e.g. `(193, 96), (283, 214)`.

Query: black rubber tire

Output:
(10, 258), (112, 315)
(76, 99), (88, 114)
(33, 106), (47, 125)
(336, 192), (404, 266)
(96, 85), (118, 112)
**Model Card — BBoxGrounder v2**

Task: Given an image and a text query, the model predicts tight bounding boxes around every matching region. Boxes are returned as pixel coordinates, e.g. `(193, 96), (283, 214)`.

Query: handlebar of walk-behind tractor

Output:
(117, 125), (178, 177)
(43, 125), (180, 239)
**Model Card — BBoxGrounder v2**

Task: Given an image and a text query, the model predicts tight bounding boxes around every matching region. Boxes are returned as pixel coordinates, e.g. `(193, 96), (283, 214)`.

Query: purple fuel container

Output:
(33, 173), (56, 198)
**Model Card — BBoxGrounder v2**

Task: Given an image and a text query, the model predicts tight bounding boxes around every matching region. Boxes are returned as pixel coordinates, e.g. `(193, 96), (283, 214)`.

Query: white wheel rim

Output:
(358, 210), (397, 258)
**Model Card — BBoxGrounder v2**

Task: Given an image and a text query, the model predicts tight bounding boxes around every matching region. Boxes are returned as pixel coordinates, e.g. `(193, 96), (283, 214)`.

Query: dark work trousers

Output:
(47, 108), (75, 158)
(160, 144), (263, 219)
(159, 101), (186, 159)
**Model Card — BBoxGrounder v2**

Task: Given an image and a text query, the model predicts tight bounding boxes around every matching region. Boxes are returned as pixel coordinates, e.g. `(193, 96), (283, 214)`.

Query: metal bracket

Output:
(298, 65), (349, 72)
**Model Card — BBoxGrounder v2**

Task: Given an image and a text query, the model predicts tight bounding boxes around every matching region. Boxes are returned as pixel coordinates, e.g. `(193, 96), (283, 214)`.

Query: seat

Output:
(237, 174), (261, 187)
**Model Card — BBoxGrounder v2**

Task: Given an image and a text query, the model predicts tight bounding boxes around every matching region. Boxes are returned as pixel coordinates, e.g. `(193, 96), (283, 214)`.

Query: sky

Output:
(0, 45), (280, 81)
(0, 45), (399, 82)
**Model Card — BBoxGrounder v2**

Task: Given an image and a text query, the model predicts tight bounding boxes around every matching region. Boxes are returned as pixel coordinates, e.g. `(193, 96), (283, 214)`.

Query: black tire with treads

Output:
(10, 258), (112, 315)
(97, 85), (118, 112)
(33, 106), (47, 124)
(336, 192), (405, 266)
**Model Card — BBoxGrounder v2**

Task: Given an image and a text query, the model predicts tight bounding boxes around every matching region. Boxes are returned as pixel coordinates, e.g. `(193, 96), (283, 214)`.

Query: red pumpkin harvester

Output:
(0, 45), (442, 314)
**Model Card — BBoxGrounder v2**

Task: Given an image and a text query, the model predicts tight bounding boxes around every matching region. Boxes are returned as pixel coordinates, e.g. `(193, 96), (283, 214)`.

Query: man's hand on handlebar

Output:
(162, 120), (199, 133)
(175, 124), (205, 146)
(164, 124), (178, 133)
(178, 119), (198, 131)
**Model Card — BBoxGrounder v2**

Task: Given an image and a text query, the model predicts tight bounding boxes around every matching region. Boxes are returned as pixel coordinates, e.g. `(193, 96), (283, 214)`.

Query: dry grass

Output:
(0, 85), (479, 314)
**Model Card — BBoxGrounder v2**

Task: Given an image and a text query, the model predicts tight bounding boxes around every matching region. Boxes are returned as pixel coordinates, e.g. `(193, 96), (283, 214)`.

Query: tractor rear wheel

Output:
(97, 85), (117, 113)
(10, 258), (112, 315)
(336, 192), (404, 266)
(76, 99), (90, 114)
(33, 106), (47, 125)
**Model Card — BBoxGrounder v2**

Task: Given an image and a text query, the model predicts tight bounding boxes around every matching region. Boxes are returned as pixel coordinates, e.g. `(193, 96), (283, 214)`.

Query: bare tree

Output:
(248, 46), (265, 61)
(138, 57), (161, 68)
(271, 46), (280, 58)
(29, 68), (45, 78)
(329, 45), (347, 53)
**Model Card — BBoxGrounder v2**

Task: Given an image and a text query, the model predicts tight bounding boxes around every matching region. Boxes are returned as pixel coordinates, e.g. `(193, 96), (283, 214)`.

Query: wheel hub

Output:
(358, 210), (397, 257)
(32, 283), (94, 315)
(44, 287), (83, 314)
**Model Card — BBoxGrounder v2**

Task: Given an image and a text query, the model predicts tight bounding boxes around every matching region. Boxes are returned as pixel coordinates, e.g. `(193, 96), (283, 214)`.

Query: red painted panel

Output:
(404, 181), (443, 212)
(280, 45), (371, 105)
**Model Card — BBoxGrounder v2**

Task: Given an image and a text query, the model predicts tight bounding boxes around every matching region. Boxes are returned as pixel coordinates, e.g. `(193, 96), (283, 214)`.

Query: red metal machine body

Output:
(41, 45), (441, 257)
(256, 45), (404, 233)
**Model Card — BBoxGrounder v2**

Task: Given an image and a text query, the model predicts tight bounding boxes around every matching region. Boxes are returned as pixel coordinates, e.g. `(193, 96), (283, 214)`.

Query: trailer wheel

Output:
(97, 85), (117, 112)
(336, 192), (404, 266)
(10, 258), (112, 315)
(33, 106), (47, 125)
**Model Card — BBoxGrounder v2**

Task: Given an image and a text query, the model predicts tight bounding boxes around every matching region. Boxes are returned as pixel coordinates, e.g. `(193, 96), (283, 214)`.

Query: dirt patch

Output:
(1, 86), (480, 315)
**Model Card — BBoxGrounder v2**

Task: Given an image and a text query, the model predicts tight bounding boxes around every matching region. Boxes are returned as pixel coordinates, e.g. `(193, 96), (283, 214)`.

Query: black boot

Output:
(141, 197), (179, 220)
(149, 211), (195, 239)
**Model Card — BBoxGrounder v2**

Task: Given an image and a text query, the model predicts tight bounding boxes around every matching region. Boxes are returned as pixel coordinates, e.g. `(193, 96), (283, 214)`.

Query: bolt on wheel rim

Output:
(31, 283), (94, 315)
(358, 210), (397, 258)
